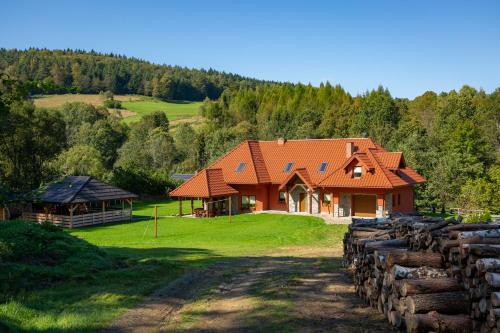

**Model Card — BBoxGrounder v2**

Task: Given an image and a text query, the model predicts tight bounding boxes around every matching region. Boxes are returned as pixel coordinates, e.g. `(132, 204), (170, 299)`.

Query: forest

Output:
(0, 48), (272, 100)
(0, 49), (499, 214)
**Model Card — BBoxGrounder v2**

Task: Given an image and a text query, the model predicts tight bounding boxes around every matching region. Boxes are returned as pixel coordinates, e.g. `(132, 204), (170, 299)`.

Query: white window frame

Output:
(353, 166), (362, 178)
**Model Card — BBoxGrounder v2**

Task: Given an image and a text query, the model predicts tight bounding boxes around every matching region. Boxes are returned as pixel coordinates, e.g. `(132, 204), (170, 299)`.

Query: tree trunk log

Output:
(391, 264), (448, 280)
(458, 229), (500, 240)
(405, 291), (469, 314)
(386, 251), (443, 268)
(477, 258), (500, 273)
(405, 311), (473, 333)
(400, 278), (462, 296)
(486, 272), (500, 288)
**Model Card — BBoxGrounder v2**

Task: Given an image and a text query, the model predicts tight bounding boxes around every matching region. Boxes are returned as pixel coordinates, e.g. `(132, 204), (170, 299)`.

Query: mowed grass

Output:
(121, 99), (202, 124)
(33, 94), (202, 124)
(0, 200), (346, 332)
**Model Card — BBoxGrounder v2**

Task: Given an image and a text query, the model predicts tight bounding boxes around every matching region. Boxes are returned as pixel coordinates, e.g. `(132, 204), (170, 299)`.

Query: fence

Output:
(22, 209), (132, 228)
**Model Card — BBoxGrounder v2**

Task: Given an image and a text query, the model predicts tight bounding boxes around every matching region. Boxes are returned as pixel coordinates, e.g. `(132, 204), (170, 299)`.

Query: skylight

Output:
(235, 162), (246, 173)
(319, 162), (328, 173)
(283, 162), (293, 173)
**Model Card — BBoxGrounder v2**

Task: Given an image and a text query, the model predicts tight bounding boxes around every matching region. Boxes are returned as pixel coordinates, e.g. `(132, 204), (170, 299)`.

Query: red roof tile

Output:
(170, 138), (426, 196)
(169, 168), (238, 198)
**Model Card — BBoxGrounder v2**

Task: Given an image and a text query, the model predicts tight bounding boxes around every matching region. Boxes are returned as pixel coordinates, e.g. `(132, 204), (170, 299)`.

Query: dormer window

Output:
(318, 162), (328, 173)
(283, 162), (293, 173)
(235, 162), (246, 173)
(353, 166), (362, 178)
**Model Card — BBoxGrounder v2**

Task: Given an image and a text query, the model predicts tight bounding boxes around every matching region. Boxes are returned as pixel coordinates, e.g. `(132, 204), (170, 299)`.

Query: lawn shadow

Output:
(110, 254), (394, 333)
(0, 246), (226, 333)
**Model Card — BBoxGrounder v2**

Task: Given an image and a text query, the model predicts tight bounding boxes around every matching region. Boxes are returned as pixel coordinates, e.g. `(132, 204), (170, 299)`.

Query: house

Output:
(169, 138), (425, 219)
(23, 176), (137, 228)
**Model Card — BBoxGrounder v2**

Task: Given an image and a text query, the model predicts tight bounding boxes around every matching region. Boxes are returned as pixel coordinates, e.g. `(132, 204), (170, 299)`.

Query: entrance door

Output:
(299, 193), (306, 212)
(353, 195), (376, 217)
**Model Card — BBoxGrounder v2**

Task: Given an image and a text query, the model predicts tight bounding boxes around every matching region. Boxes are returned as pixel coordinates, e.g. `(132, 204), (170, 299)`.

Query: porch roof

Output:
(279, 168), (315, 191)
(169, 168), (238, 198)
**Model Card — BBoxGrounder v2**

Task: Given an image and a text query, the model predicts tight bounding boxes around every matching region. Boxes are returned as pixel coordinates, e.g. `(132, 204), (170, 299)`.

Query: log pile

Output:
(344, 216), (500, 333)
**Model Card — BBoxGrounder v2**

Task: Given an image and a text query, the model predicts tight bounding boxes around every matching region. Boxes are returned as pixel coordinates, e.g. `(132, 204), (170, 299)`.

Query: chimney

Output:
(346, 142), (354, 158)
(277, 138), (286, 146)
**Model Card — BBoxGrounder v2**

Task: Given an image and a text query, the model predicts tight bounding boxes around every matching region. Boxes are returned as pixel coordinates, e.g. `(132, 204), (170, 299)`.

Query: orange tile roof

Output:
(170, 138), (426, 197)
(279, 168), (314, 191)
(169, 168), (238, 198)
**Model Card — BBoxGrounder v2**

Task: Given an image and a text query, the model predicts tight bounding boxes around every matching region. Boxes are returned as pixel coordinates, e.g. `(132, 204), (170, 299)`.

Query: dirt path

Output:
(105, 247), (393, 333)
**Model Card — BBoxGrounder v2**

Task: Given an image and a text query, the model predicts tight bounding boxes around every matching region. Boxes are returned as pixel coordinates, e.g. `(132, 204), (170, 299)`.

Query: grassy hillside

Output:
(33, 94), (202, 124)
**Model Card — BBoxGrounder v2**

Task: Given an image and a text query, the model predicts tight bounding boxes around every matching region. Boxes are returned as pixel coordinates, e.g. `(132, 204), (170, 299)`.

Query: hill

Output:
(33, 93), (202, 124)
(0, 48), (275, 101)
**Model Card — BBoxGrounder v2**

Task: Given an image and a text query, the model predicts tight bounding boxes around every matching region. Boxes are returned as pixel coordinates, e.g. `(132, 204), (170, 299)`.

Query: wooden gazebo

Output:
(23, 176), (137, 228)
(169, 168), (238, 217)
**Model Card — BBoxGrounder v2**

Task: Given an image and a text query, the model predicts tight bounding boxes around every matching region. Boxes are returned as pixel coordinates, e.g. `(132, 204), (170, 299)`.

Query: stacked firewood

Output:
(343, 216), (500, 333)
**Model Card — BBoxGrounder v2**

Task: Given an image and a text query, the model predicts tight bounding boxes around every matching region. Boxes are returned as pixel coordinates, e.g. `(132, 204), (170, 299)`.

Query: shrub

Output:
(464, 210), (492, 223)
(103, 99), (123, 109)
(0, 220), (113, 299)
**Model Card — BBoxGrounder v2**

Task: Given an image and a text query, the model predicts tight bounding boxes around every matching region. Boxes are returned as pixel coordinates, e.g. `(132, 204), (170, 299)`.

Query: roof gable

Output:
(279, 168), (314, 191)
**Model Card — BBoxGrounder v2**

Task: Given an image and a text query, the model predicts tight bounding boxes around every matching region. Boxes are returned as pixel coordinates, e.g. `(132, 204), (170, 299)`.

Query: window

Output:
(353, 166), (362, 178)
(279, 191), (286, 203)
(318, 162), (328, 173)
(241, 195), (256, 209)
(235, 162), (246, 173)
(283, 162), (293, 173)
(323, 193), (331, 205)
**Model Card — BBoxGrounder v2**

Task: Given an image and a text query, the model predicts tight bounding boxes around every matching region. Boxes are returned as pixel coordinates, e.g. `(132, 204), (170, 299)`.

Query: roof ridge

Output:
(247, 141), (271, 183)
(66, 176), (92, 203)
(365, 149), (395, 188)
(256, 137), (374, 143)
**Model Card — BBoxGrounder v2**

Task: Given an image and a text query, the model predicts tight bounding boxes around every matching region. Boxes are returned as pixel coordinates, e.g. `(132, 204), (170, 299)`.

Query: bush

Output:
(110, 167), (182, 196)
(0, 220), (114, 299)
(103, 99), (123, 109)
(464, 210), (492, 223)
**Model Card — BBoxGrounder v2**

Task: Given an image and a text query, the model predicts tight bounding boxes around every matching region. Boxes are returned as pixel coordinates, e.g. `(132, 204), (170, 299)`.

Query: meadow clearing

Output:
(0, 200), (395, 333)
(33, 94), (202, 125)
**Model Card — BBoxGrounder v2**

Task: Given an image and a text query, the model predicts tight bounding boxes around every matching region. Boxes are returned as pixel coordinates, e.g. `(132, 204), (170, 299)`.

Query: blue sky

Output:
(1, 0), (499, 98)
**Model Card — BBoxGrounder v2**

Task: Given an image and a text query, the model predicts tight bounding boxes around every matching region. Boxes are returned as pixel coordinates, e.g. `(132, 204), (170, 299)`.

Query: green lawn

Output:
(0, 201), (346, 332)
(121, 98), (202, 124)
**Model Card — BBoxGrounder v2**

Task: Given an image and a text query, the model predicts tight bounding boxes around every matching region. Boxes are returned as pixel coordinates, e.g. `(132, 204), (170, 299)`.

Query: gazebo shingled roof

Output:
(39, 176), (137, 204)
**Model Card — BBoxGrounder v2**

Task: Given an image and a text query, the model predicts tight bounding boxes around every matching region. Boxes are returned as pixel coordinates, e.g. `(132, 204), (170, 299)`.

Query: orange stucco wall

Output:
(231, 184), (415, 214)
(391, 186), (414, 214)
(232, 184), (269, 211)
(268, 184), (287, 211)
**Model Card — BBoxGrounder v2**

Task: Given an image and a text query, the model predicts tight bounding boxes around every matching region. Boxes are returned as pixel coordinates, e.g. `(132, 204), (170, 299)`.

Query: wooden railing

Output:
(22, 209), (132, 228)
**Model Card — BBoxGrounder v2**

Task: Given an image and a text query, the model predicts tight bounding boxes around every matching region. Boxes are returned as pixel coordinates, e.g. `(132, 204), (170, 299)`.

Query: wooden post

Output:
(285, 190), (289, 212)
(102, 201), (106, 224)
(307, 190), (312, 214)
(191, 199), (194, 215)
(179, 197), (183, 216)
(121, 200), (125, 218)
(154, 205), (157, 239)
(69, 204), (77, 228)
(228, 196), (232, 222)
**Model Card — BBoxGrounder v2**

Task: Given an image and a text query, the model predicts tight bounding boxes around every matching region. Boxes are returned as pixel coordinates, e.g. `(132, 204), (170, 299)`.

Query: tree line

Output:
(0, 52), (499, 214)
(0, 48), (273, 100)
